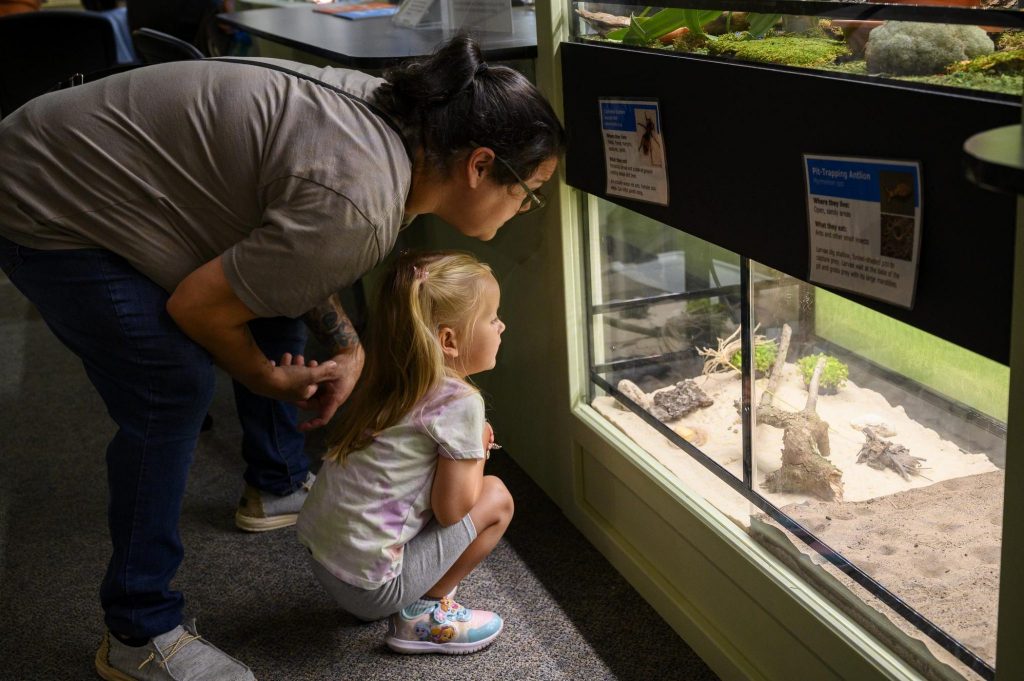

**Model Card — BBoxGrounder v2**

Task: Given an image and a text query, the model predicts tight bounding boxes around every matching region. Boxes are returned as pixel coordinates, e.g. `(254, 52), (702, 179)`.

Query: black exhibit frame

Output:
(563, 3), (1022, 679)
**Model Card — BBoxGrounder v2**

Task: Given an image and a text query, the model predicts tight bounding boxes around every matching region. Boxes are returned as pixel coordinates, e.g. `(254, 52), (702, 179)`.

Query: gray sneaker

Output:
(94, 619), (255, 681)
(234, 472), (314, 532)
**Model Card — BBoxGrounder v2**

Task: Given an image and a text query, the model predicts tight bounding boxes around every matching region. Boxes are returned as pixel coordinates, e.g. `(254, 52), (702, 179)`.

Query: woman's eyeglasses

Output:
(471, 142), (546, 215)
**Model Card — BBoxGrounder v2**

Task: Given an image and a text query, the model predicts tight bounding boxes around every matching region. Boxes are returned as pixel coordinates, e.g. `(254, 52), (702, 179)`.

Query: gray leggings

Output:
(308, 515), (477, 621)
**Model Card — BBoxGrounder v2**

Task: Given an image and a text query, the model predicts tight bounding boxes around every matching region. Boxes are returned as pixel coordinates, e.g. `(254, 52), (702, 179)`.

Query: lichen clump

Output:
(797, 353), (849, 394)
(865, 22), (993, 76)
(706, 34), (850, 67)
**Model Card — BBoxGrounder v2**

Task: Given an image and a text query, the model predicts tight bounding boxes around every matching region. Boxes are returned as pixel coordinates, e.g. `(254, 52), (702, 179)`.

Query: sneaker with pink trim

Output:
(385, 597), (502, 655)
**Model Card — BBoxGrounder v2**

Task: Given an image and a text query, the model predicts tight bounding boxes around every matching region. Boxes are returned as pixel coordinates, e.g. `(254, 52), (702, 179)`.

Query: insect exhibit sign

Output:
(598, 98), (668, 206)
(804, 154), (922, 309)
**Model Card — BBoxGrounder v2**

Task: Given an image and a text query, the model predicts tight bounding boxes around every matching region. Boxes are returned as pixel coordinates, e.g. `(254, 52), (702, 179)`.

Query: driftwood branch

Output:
(857, 428), (926, 481)
(758, 324), (843, 501)
(699, 325), (766, 376)
(758, 324), (790, 408)
(804, 356), (825, 414)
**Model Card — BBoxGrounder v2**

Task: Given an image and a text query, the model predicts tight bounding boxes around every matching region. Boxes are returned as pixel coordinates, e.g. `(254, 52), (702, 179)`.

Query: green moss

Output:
(821, 60), (869, 75)
(816, 58), (1022, 96)
(729, 339), (778, 376)
(900, 71), (1023, 95)
(797, 353), (849, 393)
(948, 49), (1024, 76)
(706, 34), (849, 67)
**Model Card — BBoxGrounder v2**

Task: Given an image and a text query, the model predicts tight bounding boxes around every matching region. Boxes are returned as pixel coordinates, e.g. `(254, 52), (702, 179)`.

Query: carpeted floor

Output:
(0, 275), (719, 681)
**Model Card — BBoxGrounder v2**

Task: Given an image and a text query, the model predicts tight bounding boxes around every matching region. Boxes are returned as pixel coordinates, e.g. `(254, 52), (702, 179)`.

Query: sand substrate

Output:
(760, 470), (1002, 677)
(592, 363), (1003, 675)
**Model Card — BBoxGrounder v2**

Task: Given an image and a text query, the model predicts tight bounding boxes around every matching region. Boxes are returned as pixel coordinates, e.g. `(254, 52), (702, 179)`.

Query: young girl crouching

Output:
(297, 250), (512, 654)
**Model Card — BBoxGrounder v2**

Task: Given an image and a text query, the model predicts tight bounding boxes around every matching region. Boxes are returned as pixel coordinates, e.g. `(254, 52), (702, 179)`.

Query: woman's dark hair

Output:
(373, 34), (566, 185)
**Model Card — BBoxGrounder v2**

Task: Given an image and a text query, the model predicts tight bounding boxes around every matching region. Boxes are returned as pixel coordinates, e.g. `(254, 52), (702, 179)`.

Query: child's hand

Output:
(483, 421), (501, 456)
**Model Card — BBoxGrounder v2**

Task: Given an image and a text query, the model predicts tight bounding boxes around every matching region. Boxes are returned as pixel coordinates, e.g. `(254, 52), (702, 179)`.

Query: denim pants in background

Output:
(0, 235), (309, 640)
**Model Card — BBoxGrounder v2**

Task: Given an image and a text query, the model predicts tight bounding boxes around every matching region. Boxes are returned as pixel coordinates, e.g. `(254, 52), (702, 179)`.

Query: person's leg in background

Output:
(232, 315), (314, 532)
(0, 236), (253, 681)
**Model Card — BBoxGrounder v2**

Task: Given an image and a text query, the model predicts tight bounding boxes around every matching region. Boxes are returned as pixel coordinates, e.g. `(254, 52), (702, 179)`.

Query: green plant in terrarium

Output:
(797, 353), (849, 393)
(729, 338), (778, 376)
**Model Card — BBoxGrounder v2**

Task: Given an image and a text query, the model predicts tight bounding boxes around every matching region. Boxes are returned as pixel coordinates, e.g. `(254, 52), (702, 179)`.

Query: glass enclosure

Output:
(584, 197), (1008, 680)
(571, 1), (1024, 98)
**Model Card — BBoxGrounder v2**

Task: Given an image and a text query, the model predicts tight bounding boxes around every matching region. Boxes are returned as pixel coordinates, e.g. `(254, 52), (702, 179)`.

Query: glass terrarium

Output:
(584, 197), (1008, 681)
(571, 0), (1024, 98)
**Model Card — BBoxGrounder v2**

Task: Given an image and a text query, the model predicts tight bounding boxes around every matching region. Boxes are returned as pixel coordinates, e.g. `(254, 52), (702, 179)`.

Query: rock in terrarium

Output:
(850, 413), (896, 437)
(650, 380), (714, 421)
(673, 424), (708, 447)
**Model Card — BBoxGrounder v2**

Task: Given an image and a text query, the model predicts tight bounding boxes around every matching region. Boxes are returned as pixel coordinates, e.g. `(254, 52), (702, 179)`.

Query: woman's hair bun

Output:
(374, 34), (565, 184)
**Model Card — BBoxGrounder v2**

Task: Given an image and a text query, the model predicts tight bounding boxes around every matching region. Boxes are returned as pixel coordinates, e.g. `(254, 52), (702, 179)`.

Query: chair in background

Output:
(132, 27), (205, 64)
(0, 10), (122, 117)
(127, 0), (229, 57)
(83, 1), (141, 65)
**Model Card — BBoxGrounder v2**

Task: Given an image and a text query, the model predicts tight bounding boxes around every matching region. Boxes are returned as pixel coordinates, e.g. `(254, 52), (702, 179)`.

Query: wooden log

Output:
(758, 324), (844, 501)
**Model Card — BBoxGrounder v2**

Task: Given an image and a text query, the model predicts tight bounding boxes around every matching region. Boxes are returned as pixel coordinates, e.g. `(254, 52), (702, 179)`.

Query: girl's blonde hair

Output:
(325, 250), (494, 463)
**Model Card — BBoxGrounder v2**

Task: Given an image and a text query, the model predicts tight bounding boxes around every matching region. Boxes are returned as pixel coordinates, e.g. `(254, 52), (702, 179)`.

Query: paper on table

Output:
(313, 2), (398, 19)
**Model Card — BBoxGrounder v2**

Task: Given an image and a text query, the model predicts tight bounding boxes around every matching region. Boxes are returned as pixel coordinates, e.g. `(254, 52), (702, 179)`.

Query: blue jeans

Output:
(0, 236), (309, 639)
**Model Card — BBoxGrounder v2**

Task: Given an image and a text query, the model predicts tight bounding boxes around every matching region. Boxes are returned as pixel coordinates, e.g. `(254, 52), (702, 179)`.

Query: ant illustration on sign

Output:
(638, 113), (661, 158)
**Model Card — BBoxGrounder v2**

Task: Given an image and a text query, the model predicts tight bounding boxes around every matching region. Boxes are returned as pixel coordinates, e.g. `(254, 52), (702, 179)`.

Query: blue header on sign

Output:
(806, 158), (919, 206)
(600, 101), (659, 133)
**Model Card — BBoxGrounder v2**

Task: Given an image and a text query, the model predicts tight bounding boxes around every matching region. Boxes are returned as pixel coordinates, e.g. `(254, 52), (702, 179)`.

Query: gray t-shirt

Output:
(0, 57), (411, 318)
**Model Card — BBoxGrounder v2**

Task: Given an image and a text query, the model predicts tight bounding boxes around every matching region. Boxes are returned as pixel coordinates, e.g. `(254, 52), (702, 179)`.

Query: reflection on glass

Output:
(587, 198), (747, 510)
(573, 3), (1024, 97)
(584, 197), (1008, 678)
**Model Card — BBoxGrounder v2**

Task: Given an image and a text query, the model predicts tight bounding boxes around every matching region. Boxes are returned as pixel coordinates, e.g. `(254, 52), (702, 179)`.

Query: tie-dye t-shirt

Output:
(297, 378), (486, 590)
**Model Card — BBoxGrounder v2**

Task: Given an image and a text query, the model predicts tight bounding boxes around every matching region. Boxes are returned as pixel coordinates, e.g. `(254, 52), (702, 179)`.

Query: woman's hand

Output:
(279, 346), (365, 431)
(263, 355), (344, 403)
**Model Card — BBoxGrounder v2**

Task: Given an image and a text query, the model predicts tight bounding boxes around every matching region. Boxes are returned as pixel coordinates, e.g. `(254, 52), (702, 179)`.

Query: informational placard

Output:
(805, 154), (922, 309)
(599, 98), (668, 206)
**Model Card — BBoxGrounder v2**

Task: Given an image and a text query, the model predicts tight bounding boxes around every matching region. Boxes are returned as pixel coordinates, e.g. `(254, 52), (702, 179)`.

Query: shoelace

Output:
(138, 630), (203, 670)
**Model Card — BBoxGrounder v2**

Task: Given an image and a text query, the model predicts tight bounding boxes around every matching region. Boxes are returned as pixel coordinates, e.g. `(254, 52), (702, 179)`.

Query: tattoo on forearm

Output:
(303, 294), (360, 352)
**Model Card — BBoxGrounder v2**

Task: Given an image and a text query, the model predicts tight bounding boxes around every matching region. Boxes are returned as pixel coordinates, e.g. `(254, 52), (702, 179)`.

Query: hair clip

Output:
(413, 265), (429, 282)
